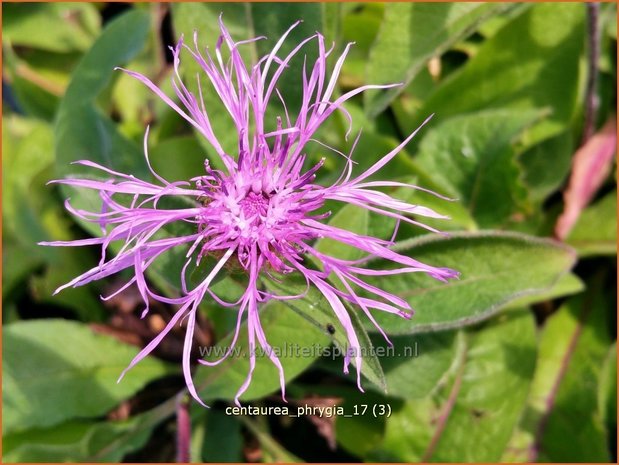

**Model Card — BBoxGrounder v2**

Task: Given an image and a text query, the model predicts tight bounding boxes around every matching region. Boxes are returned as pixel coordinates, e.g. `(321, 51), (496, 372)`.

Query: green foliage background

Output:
(2, 2), (617, 462)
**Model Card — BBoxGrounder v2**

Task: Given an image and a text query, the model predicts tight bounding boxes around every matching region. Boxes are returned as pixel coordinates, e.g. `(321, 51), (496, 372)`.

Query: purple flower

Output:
(42, 17), (458, 407)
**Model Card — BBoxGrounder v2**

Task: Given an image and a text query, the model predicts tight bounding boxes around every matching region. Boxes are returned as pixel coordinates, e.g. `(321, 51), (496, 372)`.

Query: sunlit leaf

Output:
(370, 309), (536, 462)
(402, 3), (585, 146)
(365, 231), (576, 334)
(55, 9), (150, 177)
(365, 3), (514, 116)
(3, 319), (172, 434)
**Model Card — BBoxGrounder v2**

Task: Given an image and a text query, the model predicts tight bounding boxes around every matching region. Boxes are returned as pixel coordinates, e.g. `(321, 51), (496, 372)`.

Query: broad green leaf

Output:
(365, 231), (576, 334)
(55, 9), (150, 177)
(365, 3), (514, 116)
(264, 274), (387, 392)
(3, 117), (54, 239)
(4, 395), (178, 462)
(476, 4), (531, 38)
(28, 246), (108, 323)
(2, 116), (106, 319)
(2, 237), (43, 300)
(372, 331), (457, 399)
(149, 136), (208, 183)
(4, 419), (151, 463)
(201, 409), (243, 462)
(503, 286), (613, 462)
(195, 300), (331, 402)
(505, 272), (584, 309)
(321, 3), (342, 58)
(111, 61), (154, 136)
(382, 172), (477, 233)
(368, 396), (435, 462)
(335, 391), (391, 459)
(3, 3), (100, 53)
(370, 309), (536, 462)
(320, 331), (457, 400)
(404, 3), (585, 145)
(414, 109), (542, 228)
(340, 4), (384, 88)
(567, 190), (617, 256)
(3, 319), (171, 435)
(534, 291), (612, 462)
(519, 130), (574, 203)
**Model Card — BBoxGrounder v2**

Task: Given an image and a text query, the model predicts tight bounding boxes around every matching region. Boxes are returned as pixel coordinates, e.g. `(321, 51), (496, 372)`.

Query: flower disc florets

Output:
(42, 16), (459, 407)
(195, 154), (326, 273)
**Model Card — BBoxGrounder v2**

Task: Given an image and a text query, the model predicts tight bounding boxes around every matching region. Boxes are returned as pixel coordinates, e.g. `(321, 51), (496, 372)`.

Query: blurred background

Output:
(2, 2), (617, 463)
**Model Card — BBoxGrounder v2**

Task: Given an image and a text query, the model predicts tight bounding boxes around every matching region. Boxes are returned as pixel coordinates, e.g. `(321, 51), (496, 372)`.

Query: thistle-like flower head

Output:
(43, 17), (458, 406)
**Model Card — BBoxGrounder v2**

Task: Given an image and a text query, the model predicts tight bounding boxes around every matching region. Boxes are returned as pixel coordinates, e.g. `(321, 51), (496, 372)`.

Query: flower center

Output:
(239, 191), (269, 219)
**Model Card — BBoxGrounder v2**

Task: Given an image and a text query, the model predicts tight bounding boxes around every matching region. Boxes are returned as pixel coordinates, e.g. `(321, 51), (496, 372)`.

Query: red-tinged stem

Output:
(528, 290), (596, 461)
(176, 396), (191, 463)
(421, 338), (468, 461)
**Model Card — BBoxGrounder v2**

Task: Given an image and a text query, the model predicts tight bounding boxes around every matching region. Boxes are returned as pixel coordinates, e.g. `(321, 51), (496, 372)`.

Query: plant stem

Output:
(176, 396), (191, 463)
(581, 3), (601, 145)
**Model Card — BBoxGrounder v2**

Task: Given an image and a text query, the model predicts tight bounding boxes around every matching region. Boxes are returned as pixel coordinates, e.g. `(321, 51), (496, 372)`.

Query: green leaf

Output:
(3, 3), (100, 53)
(2, 116), (106, 319)
(4, 419), (151, 463)
(365, 3), (514, 116)
(201, 410), (243, 462)
(364, 231), (576, 334)
(340, 4), (384, 88)
(373, 331), (458, 399)
(4, 395), (178, 462)
(535, 292), (612, 462)
(505, 272), (584, 309)
(149, 136), (208, 183)
(519, 130), (574, 204)
(320, 331), (457, 400)
(404, 3), (585, 145)
(503, 285), (613, 462)
(55, 9), (150, 177)
(322, 104), (477, 232)
(3, 319), (171, 435)
(599, 342), (617, 437)
(3, 117), (54, 239)
(321, 3), (342, 55)
(2, 236), (43, 300)
(414, 109), (542, 228)
(567, 190), (617, 256)
(55, 176), (198, 303)
(370, 309), (537, 462)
